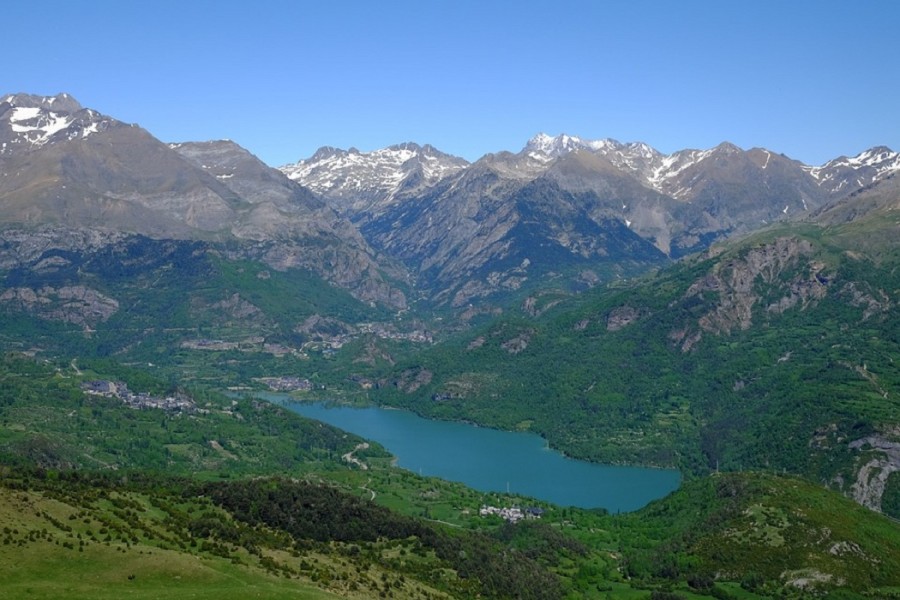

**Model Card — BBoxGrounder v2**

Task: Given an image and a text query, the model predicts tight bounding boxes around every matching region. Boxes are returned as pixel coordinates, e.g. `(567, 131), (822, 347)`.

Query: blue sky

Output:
(4, 0), (898, 166)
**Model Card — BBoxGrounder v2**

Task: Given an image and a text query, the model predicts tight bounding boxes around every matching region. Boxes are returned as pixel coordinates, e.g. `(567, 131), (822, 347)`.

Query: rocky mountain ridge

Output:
(0, 94), (406, 308)
(287, 133), (900, 217)
(3, 92), (898, 314)
(284, 133), (898, 307)
(280, 142), (469, 222)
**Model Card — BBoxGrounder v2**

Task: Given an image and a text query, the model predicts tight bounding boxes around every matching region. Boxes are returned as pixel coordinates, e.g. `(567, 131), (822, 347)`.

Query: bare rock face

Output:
(295, 314), (357, 338)
(606, 305), (645, 331)
(0, 285), (118, 326)
(663, 237), (844, 352)
(256, 240), (406, 310)
(212, 294), (261, 320)
(392, 367), (433, 394)
(501, 329), (534, 354)
(849, 431), (900, 512)
(0, 226), (128, 269)
(684, 237), (827, 336)
(841, 282), (893, 321)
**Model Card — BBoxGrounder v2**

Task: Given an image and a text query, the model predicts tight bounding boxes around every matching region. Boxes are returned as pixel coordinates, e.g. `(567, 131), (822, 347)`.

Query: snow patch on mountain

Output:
(804, 147), (900, 194)
(8, 106), (73, 144)
(1, 93), (113, 153)
(645, 149), (716, 197)
(525, 133), (619, 161)
(524, 133), (724, 198)
(280, 143), (469, 215)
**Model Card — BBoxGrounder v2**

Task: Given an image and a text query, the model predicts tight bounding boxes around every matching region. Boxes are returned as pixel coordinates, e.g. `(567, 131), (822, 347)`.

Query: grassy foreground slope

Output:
(615, 472), (900, 598)
(3, 467), (900, 600)
(0, 474), (436, 600)
(0, 487), (345, 600)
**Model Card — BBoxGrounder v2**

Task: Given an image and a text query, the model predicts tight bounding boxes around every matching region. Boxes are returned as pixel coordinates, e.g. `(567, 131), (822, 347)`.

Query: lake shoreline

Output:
(256, 392), (681, 512)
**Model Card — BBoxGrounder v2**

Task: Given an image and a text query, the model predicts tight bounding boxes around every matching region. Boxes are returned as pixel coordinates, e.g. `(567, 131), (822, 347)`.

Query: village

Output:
(81, 380), (197, 414)
(254, 376), (314, 392)
(479, 505), (545, 523)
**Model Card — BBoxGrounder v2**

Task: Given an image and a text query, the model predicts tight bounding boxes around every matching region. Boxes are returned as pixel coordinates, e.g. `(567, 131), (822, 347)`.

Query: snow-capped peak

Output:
(524, 133), (620, 161)
(279, 143), (469, 213)
(803, 146), (900, 193)
(1, 92), (112, 153)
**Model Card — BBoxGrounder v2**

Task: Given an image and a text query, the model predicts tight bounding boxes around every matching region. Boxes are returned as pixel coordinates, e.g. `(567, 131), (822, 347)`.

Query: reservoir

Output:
(273, 396), (680, 512)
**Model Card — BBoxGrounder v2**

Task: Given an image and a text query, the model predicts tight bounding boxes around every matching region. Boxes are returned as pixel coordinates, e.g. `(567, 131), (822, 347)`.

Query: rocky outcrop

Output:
(849, 431), (900, 512)
(0, 285), (118, 326)
(841, 282), (893, 321)
(392, 367), (433, 394)
(673, 237), (830, 349)
(606, 305), (646, 331)
(295, 314), (358, 338)
(0, 226), (127, 269)
(255, 241), (406, 310)
(0, 224), (407, 311)
(501, 329), (534, 354)
(522, 291), (564, 318)
(209, 293), (264, 321)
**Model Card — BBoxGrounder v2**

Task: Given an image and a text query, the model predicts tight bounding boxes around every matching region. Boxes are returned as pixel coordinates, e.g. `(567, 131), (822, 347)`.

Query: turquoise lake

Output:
(267, 395), (681, 512)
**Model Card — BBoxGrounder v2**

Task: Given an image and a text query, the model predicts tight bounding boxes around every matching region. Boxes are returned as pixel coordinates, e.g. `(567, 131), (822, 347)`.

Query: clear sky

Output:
(4, 0), (898, 167)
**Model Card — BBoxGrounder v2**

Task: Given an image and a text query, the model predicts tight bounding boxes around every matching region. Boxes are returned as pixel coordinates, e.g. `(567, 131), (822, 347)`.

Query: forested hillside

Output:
(369, 214), (900, 512)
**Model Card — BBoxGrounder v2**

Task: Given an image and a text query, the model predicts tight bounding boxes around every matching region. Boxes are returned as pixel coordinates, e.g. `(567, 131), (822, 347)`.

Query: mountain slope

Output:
(362, 156), (668, 308)
(280, 143), (469, 222)
(618, 472), (900, 596)
(0, 93), (406, 309)
(366, 183), (899, 510)
(286, 133), (899, 310)
(1, 94), (240, 236)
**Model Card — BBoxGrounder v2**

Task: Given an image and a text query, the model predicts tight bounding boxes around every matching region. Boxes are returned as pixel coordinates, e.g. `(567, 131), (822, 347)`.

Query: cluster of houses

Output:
(479, 505), (545, 523)
(255, 376), (313, 392)
(81, 380), (196, 413)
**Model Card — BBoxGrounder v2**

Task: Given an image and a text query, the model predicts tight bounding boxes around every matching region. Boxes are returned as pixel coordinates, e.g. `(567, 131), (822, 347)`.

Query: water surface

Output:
(268, 395), (680, 512)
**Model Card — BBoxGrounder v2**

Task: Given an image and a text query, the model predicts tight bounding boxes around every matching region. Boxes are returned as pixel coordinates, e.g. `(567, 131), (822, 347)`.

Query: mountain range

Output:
(4, 92), (899, 314)
(282, 130), (900, 306)
(0, 93), (405, 309)
(2, 92), (900, 598)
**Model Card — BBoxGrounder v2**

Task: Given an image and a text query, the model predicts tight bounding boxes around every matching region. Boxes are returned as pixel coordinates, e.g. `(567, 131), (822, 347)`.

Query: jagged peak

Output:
(817, 146), (899, 170)
(306, 146), (348, 161)
(847, 146), (898, 165)
(712, 141), (743, 154)
(525, 132), (621, 157)
(1, 92), (83, 114)
(294, 142), (466, 168)
(386, 141), (424, 153)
